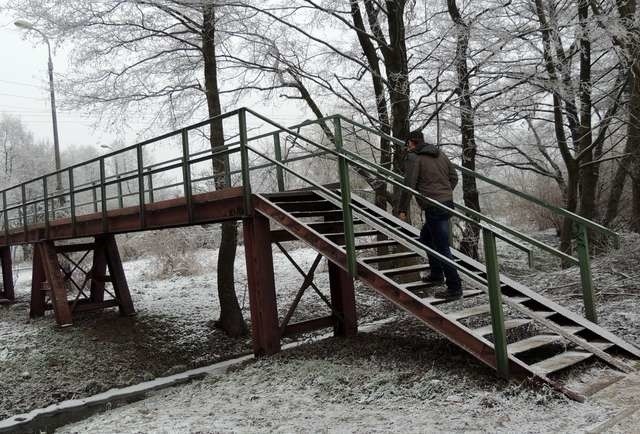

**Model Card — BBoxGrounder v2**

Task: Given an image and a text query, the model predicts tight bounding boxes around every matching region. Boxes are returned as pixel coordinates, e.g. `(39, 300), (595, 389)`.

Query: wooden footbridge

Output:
(0, 108), (638, 401)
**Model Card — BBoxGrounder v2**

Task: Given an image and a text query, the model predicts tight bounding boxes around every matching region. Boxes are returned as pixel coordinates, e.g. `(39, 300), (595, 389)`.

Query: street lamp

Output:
(14, 19), (64, 205)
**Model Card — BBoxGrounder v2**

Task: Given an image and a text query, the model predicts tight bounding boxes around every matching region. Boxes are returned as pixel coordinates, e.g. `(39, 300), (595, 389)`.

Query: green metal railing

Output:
(0, 107), (617, 377)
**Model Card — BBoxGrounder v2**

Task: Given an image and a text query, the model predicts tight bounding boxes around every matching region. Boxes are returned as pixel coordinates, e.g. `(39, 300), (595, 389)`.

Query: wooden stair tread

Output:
(449, 304), (491, 320)
(382, 264), (429, 276)
(531, 351), (594, 375)
(508, 334), (563, 354)
(351, 240), (399, 250)
(325, 230), (379, 238)
(474, 318), (532, 336)
(403, 281), (442, 291)
(505, 296), (530, 304)
(363, 251), (420, 263)
(423, 289), (483, 305)
(558, 326), (585, 335)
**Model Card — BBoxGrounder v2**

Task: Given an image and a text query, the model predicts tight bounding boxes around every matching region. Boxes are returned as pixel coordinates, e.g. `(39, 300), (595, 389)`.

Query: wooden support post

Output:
(328, 261), (357, 337)
(90, 237), (107, 303)
(102, 235), (136, 316)
(0, 246), (14, 300)
(38, 241), (73, 326)
(243, 213), (280, 356)
(30, 244), (46, 318)
(575, 223), (597, 323)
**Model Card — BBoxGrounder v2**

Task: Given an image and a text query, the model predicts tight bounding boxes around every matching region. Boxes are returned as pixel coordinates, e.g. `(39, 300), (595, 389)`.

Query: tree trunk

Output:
(577, 0), (598, 222)
(447, 0), (481, 259)
(202, 3), (248, 337)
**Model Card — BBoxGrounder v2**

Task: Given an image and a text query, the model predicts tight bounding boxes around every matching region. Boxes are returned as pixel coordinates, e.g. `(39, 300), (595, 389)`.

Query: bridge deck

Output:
(0, 187), (244, 247)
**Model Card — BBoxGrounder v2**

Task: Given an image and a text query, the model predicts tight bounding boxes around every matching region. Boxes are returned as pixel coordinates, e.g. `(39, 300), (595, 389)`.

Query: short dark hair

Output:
(407, 130), (424, 143)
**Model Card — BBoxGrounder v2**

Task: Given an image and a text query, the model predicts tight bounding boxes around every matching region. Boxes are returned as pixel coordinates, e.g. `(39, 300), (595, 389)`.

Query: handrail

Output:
(329, 114), (618, 242)
(241, 108), (577, 264)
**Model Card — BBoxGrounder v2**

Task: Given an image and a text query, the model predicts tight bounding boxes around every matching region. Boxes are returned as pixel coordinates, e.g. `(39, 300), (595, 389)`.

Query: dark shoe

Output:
(421, 274), (445, 285)
(434, 289), (463, 300)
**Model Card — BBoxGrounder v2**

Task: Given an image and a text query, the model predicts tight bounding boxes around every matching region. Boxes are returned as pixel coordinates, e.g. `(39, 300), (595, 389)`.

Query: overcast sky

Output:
(0, 16), (134, 150)
(0, 13), (310, 158)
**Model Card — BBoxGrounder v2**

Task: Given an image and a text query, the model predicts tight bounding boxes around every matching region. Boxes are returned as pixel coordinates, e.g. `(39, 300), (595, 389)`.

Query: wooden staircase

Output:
(255, 190), (640, 401)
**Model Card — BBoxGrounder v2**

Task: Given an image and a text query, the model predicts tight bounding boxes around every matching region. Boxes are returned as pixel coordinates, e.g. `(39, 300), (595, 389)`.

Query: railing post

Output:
(334, 117), (357, 276)
(238, 109), (252, 216)
(116, 174), (124, 208)
(136, 145), (146, 229)
(68, 168), (77, 237)
(146, 168), (154, 203)
(181, 129), (193, 223)
(21, 184), (27, 242)
(92, 182), (99, 213)
(273, 132), (285, 192)
(99, 158), (108, 233)
(2, 191), (8, 244)
(482, 227), (509, 379)
(43, 176), (49, 239)
(575, 223), (597, 323)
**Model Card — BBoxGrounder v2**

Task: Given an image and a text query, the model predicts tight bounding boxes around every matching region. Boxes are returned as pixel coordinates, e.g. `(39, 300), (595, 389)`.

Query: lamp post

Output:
(14, 19), (64, 205)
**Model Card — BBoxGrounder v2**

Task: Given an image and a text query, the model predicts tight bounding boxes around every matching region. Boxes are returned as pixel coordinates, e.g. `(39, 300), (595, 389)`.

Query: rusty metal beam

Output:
(282, 316), (334, 337)
(30, 245), (46, 318)
(0, 246), (14, 300)
(37, 241), (73, 327)
(102, 235), (135, 317)
(0, 188), (245, 248)
(243, 212), (280, 356)
(328, 261), (357, 337)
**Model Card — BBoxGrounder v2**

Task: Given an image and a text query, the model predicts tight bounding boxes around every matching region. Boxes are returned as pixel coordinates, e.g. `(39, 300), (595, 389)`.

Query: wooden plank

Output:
(423, 289), (483, 305)
(508, 335), (563, 354)
(71, 299), (119, 313)
(474, 319), (532, 336)
(450, 304), (491, 320)
(382, 263), (429, 277)
(243, 213), (281, 356)
(351, 239), (399, 251)
(531, 351), (594, 375)
(363, 251), (419, 263)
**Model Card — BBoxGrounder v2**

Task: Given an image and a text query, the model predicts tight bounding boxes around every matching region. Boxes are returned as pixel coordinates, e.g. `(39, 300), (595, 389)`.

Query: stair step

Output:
(290, 210), (344, 218)
(531, 351), (594, 375)
(363, 251), (420, 263)
(275, 200), (336, 211)
(450, 304), (491, 320)
(325, 230), (379, 238)
(559, 326), (585, 335)
(474, 319), (532, 336)
(351, 240), (399, 250)
(382, 264), (429, 277)
(403, 281), (442, 292)
(424, 289), (483, 305)
(505, 296), (530, 304)
(508, 334), (563, 354)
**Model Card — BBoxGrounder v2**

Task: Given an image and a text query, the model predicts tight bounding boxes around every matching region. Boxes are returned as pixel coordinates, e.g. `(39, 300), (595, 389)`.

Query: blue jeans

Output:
(419, 201), (461, 291)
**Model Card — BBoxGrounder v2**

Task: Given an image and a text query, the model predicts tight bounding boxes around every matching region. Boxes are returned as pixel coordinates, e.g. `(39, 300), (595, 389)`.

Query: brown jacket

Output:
(398, 144), (458, 212)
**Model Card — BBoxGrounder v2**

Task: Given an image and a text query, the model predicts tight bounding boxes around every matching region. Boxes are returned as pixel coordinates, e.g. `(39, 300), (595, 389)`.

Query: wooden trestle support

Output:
(0, 246), (14, 302)
(243, 212), (357, 356)
(29, 234), (135, 326)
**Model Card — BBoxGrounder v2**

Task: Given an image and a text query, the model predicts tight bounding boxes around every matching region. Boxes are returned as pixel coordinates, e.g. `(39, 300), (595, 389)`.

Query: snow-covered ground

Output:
(0, 240), (391, 420)
(2, 232), (639, 432)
